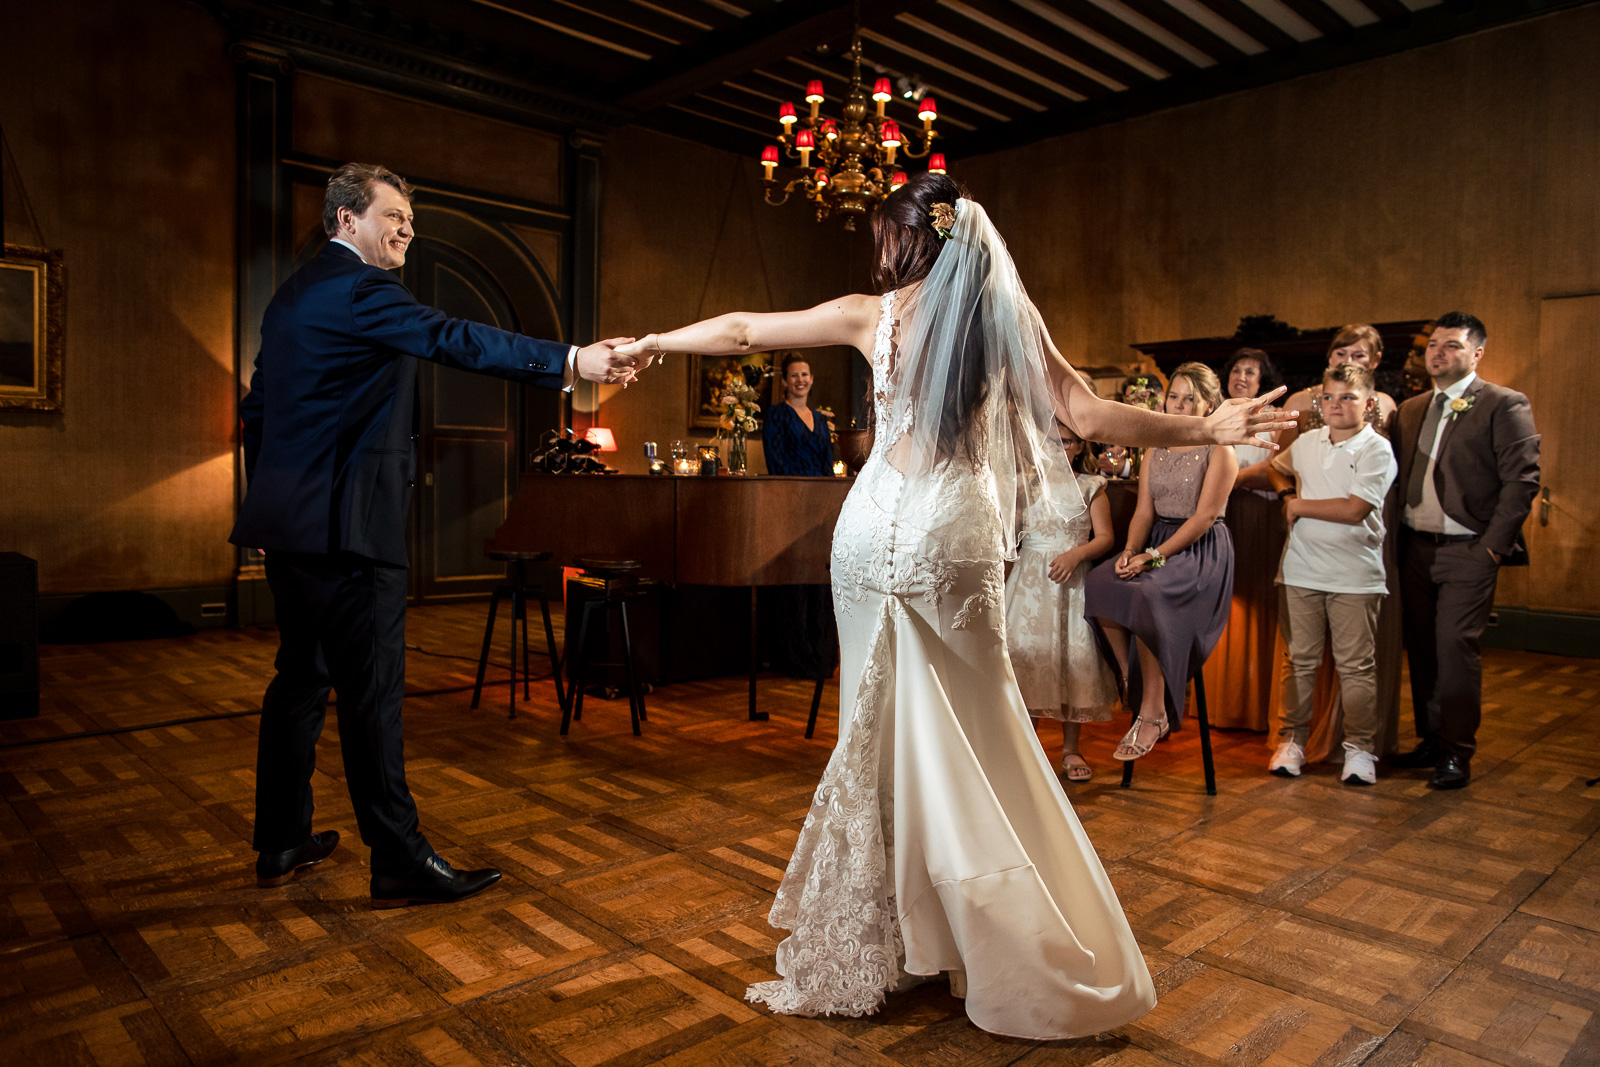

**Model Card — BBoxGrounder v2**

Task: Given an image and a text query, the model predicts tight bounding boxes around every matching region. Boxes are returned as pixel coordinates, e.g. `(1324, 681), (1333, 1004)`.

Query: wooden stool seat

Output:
(471, 552), (566, 720)
(488, 550), (552, 563)
(562, 564), (651, 738)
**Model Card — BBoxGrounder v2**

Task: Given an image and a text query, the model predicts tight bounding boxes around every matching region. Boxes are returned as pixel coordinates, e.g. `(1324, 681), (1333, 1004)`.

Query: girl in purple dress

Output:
(1085, 363), (1238, 759)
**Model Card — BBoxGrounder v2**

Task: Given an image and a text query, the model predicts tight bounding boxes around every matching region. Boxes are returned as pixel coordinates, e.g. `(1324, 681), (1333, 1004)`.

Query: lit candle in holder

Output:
(873, 78), (892, 117)
(879, 120), (901, 165)
(760, 144), (779, 180)
(778, 101), (797, 129)
(820, 119), (837, 141)
(928, 152), (947, 175)
(805, 79), (824, 120)
(795, 128), (815, 168)
(918, 96), (938, 132)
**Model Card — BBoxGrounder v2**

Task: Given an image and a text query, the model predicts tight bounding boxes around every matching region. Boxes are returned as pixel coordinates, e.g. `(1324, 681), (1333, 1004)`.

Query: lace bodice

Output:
(1019, 471), (1105, 553)
(1146, 446), (1219, 520)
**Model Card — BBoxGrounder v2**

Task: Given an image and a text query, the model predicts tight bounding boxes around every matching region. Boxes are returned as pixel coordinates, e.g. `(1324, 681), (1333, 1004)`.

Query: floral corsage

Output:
(1447, 395), (1477, 418)
(929, 201), (956, 239)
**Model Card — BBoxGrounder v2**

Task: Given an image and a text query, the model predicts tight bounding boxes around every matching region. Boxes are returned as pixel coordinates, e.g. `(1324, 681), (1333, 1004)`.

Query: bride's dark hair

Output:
(871, 172), (966, 294)
(871, 172), (990, 464)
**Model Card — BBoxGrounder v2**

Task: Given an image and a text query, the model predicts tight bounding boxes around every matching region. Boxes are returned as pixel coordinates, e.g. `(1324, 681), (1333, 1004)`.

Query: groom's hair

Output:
(323, 163), (414, 237)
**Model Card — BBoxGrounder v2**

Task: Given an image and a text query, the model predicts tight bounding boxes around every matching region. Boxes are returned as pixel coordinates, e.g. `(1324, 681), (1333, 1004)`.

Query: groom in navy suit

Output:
(233, 163), (640, 906)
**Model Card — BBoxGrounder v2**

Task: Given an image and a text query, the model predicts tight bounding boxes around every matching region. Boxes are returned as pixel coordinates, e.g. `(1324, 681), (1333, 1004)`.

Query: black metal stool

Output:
(1120, 668), (1217, 795)
(561, 557), (649, 737)
(471, 550), (565, 720)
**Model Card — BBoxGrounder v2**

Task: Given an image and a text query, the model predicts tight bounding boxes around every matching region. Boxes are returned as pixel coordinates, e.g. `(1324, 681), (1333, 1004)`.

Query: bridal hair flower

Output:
(929, 202), (956, 239)
(1448, 395), (1476, 417)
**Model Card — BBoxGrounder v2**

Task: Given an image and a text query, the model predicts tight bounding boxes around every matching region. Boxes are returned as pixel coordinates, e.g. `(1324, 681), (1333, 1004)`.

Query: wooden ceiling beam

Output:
(1273, 0), (1361, 39)
(1187, 0), (1302, 51)
(922, 1), (1157, 91)
(1028, 0), (1202, 74)
(1109, 0), (1248, 63)
(613, 0), (936, 110)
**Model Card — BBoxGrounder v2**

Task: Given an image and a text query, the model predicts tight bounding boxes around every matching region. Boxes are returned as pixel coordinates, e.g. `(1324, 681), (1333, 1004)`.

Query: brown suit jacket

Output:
(1394, 376), (1541, 566)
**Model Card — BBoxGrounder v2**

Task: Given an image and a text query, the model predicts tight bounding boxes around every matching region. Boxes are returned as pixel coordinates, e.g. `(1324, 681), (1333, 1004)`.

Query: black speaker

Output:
(0, 553), (40, 720)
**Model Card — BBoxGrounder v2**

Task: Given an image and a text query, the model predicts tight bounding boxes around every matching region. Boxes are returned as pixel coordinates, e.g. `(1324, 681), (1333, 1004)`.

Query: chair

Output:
(1120, 668), (1217, 796)
(561, 557), (650, 737)
(471, 550), (565, 720)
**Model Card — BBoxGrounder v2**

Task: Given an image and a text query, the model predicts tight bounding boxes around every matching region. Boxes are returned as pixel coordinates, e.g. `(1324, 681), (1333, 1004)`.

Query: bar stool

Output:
(1119, 668), (1217, 796)
(562, 556), (649, 737)
(471, 550), (566, 720)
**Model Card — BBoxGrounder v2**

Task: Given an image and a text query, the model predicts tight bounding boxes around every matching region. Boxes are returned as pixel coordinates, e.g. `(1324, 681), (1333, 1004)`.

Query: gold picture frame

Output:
(688, 351), (774, 431)
(0, 245), (65, 412)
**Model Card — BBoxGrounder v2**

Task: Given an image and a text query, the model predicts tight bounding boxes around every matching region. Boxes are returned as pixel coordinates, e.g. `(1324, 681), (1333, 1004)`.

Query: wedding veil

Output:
(877, 197), (1084, 563)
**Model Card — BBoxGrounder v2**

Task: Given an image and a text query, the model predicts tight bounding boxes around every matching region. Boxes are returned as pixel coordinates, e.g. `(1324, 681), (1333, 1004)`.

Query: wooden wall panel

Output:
(958, 6), (1600, 616)
(0, 0), (238, 594)
(293, 73), (564, 208)
(591, 127), (861, 474)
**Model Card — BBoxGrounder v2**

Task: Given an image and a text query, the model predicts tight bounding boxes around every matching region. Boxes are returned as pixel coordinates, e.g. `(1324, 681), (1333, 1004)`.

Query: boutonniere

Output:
(1447, 395), (1476, 418)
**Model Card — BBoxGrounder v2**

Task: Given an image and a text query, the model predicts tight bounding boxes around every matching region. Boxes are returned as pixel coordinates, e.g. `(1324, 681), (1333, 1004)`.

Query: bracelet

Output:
(1277, 488), (1297, 501)
(652, 335), (667, 358)
(1146, 548), (1166, 569)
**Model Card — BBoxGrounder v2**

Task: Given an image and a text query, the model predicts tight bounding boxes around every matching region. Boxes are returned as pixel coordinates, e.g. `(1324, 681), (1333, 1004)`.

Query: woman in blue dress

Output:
(763, 353), (835, 475)
(761, 353), (838, 679)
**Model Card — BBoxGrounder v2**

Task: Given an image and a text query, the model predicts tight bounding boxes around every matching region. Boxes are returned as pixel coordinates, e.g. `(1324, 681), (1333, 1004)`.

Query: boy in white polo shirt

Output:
(1267, 364), (1399, 785)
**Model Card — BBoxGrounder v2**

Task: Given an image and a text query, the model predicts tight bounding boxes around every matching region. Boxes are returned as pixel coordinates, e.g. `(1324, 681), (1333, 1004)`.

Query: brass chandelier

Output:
(760, 37), (946, 229)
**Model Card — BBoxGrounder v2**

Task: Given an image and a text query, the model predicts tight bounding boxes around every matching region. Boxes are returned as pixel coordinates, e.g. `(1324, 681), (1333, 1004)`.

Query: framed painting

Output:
(0, 245), (64, 412)
(688, 351), (774, 431)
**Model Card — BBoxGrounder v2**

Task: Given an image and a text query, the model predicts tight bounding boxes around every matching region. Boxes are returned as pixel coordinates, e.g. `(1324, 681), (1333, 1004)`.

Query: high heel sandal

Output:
(1113, 716), (1170, 761)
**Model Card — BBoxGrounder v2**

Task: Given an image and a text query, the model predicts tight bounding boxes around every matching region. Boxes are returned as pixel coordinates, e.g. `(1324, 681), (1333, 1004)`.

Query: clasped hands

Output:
(1113, 549), (1155, 580)
(571, 333), (670, 386)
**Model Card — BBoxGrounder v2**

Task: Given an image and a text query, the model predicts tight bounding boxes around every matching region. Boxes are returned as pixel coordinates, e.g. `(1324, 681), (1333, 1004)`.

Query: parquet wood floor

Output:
(2, 603), (1597, 1066)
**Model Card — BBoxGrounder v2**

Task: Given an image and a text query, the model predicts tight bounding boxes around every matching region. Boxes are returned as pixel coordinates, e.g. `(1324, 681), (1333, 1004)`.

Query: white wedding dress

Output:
(746, 289), (1156, 1039)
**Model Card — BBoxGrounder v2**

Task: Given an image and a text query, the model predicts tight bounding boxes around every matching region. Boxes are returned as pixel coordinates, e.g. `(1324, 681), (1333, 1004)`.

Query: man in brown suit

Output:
(1389, 312), (1540, 788)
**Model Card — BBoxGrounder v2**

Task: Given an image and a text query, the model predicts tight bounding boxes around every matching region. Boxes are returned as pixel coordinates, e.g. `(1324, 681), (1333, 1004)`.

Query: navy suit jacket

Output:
(230, 242), (570, 566)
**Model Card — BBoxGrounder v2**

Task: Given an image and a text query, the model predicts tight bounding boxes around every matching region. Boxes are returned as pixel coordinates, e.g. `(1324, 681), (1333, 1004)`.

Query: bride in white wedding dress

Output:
(619, 174), (1293, 1039)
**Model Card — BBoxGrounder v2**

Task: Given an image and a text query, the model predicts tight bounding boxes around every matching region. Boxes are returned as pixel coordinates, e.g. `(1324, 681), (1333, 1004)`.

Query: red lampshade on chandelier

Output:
(760, 37), (946, 229)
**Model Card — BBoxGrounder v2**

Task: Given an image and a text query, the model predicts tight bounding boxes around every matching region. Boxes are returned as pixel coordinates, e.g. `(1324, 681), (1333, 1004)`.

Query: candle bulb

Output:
(778, 101), (797, 128)
(805, 79), (824, 120)
(873, 77), (892, 117)
(760, 144), (779, 180)
(794, 128), (814, 168)
(879, 120), (900, 165)
(918, 96), (938, 132)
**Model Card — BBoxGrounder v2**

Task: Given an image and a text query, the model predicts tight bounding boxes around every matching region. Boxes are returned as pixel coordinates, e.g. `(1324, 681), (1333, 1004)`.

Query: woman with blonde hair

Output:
(1085, 362), (1238, 760)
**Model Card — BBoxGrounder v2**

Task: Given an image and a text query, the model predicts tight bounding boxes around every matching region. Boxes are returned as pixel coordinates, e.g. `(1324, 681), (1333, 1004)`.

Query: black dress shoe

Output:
(1428, 755), (1471, 790)
(370, 853), (502, 909)
(256, 831), (340, 887)
(1387, 740), (1443, 769)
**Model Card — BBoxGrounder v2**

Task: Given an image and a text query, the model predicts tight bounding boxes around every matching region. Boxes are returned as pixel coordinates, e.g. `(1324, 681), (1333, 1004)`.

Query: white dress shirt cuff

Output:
(562, 345), (579, 391)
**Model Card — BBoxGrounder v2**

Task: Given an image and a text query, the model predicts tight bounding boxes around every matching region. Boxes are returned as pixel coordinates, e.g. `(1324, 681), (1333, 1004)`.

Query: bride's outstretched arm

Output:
(617, 295), (881, 363)
(1041, 326), (1297, 448)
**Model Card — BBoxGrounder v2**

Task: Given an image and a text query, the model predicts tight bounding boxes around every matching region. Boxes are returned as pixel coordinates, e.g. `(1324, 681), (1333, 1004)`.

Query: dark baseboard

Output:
(38, 585), (234, 639)
(1484, 606), (1600, 659)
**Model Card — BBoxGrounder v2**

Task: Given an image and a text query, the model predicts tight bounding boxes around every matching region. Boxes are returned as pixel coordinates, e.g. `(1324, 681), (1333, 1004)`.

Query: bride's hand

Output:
(1204, 385), (1298, 447)
(615, 334), (664, 367)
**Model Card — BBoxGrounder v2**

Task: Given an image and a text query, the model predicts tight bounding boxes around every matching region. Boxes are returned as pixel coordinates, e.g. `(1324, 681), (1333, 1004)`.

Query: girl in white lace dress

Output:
(1006, 424), (1119, 783)
(618, 175), (1294, 1040)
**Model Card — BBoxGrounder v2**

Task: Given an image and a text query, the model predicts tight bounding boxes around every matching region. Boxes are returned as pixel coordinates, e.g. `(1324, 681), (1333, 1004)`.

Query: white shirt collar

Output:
(330, 237), (368, 265)
(1433, 371), (1477, 401)
(1327, 422), (1376, 450)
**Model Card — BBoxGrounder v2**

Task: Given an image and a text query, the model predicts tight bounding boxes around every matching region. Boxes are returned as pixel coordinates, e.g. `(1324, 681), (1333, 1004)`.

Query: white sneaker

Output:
(1270, 741), (1305, 777)
(1341, 745), (1378, 786)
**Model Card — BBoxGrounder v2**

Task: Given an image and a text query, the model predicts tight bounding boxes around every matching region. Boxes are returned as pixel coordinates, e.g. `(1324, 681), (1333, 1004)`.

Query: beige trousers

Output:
(1278, 586), (1384, 754)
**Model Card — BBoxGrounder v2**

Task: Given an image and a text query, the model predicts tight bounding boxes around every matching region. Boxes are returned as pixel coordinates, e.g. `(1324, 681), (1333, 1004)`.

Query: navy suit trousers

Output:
(253, 552), (432, 876)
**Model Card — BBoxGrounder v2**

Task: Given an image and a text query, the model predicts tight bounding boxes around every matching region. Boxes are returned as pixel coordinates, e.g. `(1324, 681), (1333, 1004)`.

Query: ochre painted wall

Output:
(0, 1), (238, 595)
(957, 7), (1600, 614)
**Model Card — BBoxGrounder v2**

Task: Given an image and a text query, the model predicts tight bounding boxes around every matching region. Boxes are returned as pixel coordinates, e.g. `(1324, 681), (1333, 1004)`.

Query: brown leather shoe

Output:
(256, 831), (340, 887)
